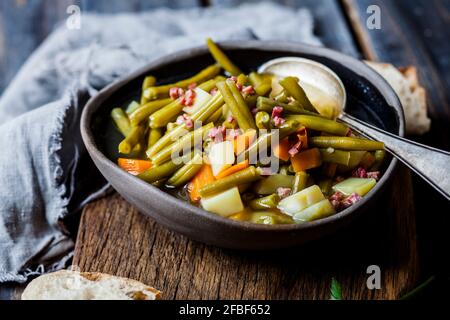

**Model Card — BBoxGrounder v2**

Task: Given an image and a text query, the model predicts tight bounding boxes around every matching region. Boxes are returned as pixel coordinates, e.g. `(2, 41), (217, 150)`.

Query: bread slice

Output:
(21, 270), (161, 300)
(366, 61), (431, 135)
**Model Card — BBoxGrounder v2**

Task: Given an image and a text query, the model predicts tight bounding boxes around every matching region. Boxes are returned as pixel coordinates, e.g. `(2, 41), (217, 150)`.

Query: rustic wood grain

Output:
(341, 0), (450, 288)
(211, 0), (360, 57)
(73, 164), (419, 300)
(341, 0), (450, 150)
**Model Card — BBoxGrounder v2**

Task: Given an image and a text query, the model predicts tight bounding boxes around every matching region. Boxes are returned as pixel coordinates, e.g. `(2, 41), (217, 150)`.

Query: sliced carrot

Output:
(291, 148), (322, 172)
(215, 160), (249, 179)
(228, 129), (257, 155)
(297, 126), (308, 149)
(118, 158), (152, 175)
(188, 164), (215, 202)
(272, 138), (290, 161)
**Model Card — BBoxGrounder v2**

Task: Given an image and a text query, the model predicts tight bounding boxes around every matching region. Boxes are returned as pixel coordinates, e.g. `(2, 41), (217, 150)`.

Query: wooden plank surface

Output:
(3, 0), (449, 300)
(73, 165), (418, 300)
(342, 0), (450, 287)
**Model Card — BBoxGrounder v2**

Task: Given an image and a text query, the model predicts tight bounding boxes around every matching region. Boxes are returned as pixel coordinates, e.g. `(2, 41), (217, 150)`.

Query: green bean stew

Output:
(112, 38), (385, 225)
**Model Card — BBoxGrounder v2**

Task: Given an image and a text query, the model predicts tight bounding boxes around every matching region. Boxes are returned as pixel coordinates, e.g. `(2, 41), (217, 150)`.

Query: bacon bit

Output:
(277, 187), (292, 199)
(176, 115), (185, 125)
(210, 88), (218, 96)
(272, 116), (285, 127)
(367, 171), (380, 180)
(330, 191), (344, 202)
(259, 167), (274, 176)
(182, 89), (196, 106)
(169, 87), (184, 99)
(227, 129), (241, 139)
(208, 126), (226, 142)
(271, 106), (283, 118)
(242, 85), (255, 95)
(352, 167), (367, 178)
(236, 83), (243, 91)
(227, 115), (235, 123)
(188, 83), (197, 90)
(341, 192), (362, 208)
(229, 76), (238, 82)
(329, 192), (345, 211)
(288, 140), (302, 157)
(346, 128), (353, 137)
(176, 114), (192, 127)
(330, 199), (342, 211)
(185, 118), (193, 129)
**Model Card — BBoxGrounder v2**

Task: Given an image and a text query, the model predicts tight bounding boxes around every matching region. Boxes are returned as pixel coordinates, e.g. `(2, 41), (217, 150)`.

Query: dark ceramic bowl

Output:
(81, 41), (404, 250)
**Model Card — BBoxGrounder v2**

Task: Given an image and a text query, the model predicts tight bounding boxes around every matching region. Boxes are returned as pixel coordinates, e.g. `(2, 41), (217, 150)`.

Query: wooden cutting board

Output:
(73, 164), (420, 299)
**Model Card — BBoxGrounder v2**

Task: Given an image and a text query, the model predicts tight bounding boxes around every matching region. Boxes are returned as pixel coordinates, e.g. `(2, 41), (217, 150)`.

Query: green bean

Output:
(236, 74), (248, 86)
(255, 111), (270, 129)
(249, 194), (280, 210)
(206, 107), (223, 124)
(125, 101), (141, 115)
(198, 79), (218, 92)
(111, 108), (131, 137)
(253, 174), (294, 195)
(250, 211), (293, 225)
(166, 122), (177, 132)
(218, 80), (256, 131)
(227, 80), (256, 129)
(118, 125), (145, 154)
(150, 123), (214, 165)
(166, 153), (203, 187)
(142, 76), (156, 91)
(309, 136), (385, 151)
(239, 120), (300, 161)
(138, 158), (184, 184)
(256, 96), (310, 115)
(191, 92), (224, 123)
(199, 166), (260, 197)
(149, 99), (183, 128)
(217, 81), (251, 130)
(285, 115), (349, 135)
(140, 96), (149, 105)
(318, 178), (333, 196)
(319, 149), (351, 166)
(147, 93), (224, 158)
(371, 149), (386, 170)
(144, 64), (221, 99)
(129, 98), (172, 126)
(245, 94), (258, 108)
(249, 72), (272, 96)
(292, 171), (309, 193)
(206, 38), (242, 76)
(148, 128), (163, 149)
(279, 165), (290, 175)
(274, 90), (290, 103)
(279, 76), (317, 112)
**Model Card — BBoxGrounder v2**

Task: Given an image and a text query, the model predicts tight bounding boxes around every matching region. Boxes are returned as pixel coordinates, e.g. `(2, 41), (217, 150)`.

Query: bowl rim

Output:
(81, 40), (405, 232)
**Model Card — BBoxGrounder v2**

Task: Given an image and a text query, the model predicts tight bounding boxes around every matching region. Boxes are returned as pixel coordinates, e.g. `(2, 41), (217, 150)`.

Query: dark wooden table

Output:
(1, 0), (449, 300)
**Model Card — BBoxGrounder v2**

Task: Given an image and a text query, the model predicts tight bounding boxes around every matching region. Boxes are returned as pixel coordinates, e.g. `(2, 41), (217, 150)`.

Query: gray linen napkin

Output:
(0, 2), (321, 283)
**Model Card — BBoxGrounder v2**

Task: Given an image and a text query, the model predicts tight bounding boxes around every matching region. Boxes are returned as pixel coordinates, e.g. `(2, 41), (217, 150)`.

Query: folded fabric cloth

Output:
(0, 2), (321, 283)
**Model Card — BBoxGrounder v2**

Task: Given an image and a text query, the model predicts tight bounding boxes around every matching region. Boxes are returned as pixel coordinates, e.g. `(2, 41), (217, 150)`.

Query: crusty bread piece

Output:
(366, 61), (431, 135)
(21, 270), (161, 300)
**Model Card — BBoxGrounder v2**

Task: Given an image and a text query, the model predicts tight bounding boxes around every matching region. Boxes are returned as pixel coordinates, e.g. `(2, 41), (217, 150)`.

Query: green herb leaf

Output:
(330, 277), (343, 300)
